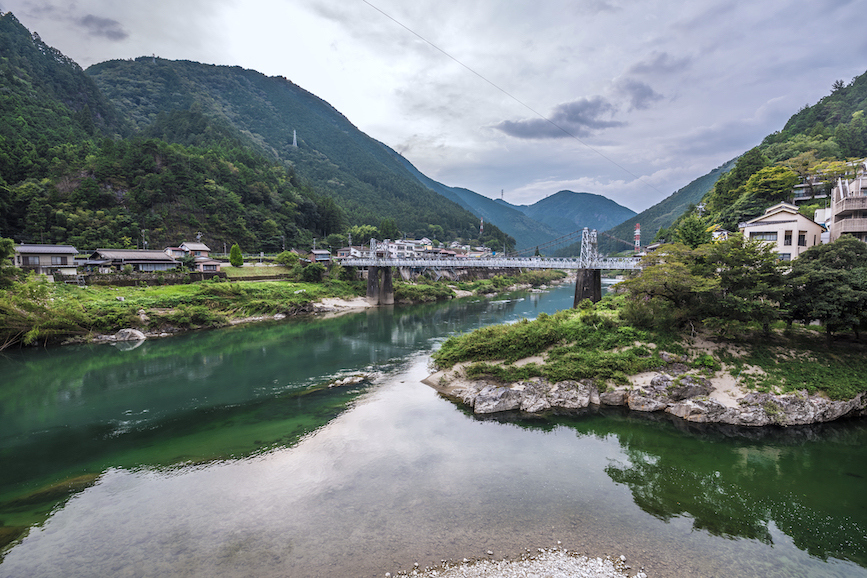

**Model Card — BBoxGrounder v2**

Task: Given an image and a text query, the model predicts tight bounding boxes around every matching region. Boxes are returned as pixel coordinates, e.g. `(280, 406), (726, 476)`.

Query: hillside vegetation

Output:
(661, 73), (867, 239)
(0, 13), (513, 252)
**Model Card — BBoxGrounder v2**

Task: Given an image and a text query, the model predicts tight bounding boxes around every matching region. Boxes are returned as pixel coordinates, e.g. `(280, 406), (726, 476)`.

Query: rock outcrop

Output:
(436, 369), (867, 427)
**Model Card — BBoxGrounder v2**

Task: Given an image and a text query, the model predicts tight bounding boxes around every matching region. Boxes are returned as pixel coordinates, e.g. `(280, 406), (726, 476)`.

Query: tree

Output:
(229, 243), (243, 267)
(302, 262), (325, 282)
(787, 236), (867, 338)
(702, 234), (786, 334)
(179, 254), (197, 271)
(0, 237), (18, 288)
(674, 214), (712, 249)
(620, 243), (718, 321)
(742, 166), (799, 204)
(379, 218), (399, 240)
(274, 250), (299, 267)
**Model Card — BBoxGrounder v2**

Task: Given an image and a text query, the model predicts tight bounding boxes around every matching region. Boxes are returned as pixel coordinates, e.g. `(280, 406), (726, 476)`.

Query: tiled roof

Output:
(91, 249), (177, 262)
(180, 242), (211, 251)
(14, 244), (78, 254)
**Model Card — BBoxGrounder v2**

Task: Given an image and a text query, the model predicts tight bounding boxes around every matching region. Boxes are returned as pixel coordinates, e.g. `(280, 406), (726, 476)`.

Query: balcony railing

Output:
(834, 196), (867, 214)
(835, 218), (867, 234)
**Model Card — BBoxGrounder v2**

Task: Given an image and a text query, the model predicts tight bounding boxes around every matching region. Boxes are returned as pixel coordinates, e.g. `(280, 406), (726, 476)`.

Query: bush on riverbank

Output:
(394, 281), (455, 303)
(433, 293), (867, 401)
(433, 300), (680, 385)
(455, 269), (566, 294)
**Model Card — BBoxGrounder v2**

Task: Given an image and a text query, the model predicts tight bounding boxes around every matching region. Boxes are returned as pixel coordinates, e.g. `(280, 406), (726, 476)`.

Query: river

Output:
(0, 282), (865, 577)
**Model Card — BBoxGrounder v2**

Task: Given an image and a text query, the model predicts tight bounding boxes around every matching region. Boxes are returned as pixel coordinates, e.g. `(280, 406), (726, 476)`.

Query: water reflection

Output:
(1, 282), (865, 577)
(0, 287), (564, 554)
(475, 409), (867, 568)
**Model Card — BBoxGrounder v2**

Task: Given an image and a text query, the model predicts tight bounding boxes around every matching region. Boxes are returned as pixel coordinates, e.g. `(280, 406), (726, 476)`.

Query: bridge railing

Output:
(339, 256), (640, 271)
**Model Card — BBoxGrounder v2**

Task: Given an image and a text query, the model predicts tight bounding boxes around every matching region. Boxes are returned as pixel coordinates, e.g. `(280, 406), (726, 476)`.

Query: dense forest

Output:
(0, 13), (515, 253)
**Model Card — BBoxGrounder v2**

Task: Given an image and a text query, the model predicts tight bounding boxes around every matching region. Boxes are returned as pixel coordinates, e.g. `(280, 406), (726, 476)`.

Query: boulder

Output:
(599, 390), (627, 406)
(519, 381), (551, 413)
(474, 385), (524, 414)
(666, 399), (731, 423)
(548, 380), (594, 409)
(115, 328), (146, 342)
(666, 375), (713, 401)
(627, 393), (668, 412)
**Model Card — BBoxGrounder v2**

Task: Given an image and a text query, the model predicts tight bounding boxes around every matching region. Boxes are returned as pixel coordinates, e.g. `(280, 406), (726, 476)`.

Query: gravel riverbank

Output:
(391, 548), (643, 578)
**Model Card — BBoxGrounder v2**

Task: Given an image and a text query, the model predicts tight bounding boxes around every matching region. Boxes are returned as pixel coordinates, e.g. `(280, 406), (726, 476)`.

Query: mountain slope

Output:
(578, 160), (735, 255)
(86, 58), (503, 244)
(500, 190), (636, 236)
(0, 13), (127, 185)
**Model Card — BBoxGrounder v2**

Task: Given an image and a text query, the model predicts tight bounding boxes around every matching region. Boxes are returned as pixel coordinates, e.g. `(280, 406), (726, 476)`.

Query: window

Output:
(204, 264), (217, 271)
(778, 253), (791, 261)
(51, 256), (67, 265)
(750, 231), (777, 241)
(798, 231), (807, 246)
(783, 231), (792, 246)
(22, 256), (39, 265)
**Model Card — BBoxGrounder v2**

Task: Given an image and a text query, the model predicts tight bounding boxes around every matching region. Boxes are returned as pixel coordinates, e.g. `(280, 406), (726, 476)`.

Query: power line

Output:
(361, 0), (667, 199)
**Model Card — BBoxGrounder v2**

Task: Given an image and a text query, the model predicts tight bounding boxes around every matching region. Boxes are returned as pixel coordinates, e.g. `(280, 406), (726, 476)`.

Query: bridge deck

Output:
(341, 257), (640, 270)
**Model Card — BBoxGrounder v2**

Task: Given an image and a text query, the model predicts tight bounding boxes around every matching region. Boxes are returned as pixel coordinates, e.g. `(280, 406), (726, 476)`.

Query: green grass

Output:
(433, 296), (867, 402)
(221, 265), (293, 278)
(0, 275), (365, 347)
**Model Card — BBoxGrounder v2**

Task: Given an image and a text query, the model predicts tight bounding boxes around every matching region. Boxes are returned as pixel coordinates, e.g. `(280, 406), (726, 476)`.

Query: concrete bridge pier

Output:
(573, 268), (602, 307)
(366, 266), (394, 306)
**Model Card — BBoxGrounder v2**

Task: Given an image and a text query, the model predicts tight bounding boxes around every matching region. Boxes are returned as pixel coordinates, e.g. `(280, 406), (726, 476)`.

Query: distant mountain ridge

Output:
(497, 190), (636, 236)
(595, 160), (736, 254)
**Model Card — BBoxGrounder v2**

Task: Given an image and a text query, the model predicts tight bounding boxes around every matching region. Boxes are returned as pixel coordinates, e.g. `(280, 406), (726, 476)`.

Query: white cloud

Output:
(2, 0), (865, 215)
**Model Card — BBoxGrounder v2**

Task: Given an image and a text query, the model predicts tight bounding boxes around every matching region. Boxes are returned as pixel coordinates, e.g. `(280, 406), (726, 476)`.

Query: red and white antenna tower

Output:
(634, 223), (641, 253)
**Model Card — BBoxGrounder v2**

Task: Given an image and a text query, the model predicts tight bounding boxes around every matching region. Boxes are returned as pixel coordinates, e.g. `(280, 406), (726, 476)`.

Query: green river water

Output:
(0, 283), (865, 577)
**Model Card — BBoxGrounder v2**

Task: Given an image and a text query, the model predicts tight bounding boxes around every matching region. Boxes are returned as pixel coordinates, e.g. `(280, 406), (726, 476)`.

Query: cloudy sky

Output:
(3, 0), (865, 211)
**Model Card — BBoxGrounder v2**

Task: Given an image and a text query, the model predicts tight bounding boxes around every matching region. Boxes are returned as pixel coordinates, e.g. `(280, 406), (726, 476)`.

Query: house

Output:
(12, 244), (79, 277)
(88, 249), (178, 272)
(336, 246), (364, 259)
(179, 242), (211, 257)
(738, 202), (824, 261)
(829, 161), (867, 243)
(309, 249), (332, 265)
(165, 242), (221, 272)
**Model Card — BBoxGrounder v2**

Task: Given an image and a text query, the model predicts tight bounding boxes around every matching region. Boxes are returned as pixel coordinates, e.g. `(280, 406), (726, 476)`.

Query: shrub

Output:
(275, 251), (299, 267)
(302, 262), (326, 282)
(229, 244), (243, 267)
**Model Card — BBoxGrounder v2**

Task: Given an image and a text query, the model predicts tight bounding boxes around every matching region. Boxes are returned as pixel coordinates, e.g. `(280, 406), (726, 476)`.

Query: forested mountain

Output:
(0, 13), (513, 252)
(499, 190), (636, 236)
(85, 57), (513, 248)
(0, 13), (127, 185)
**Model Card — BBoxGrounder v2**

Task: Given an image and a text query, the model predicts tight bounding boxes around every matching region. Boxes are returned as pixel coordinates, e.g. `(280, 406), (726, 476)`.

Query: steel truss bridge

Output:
(341, 229), (640, 271)
(343, 229), (640, 306)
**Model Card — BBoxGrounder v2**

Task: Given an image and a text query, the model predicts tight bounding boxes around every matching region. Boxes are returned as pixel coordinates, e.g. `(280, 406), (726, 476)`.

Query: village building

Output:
(87, 249), (178, 272)
(309, 249), (332, 265)
(12, 244), (79, 277)
(164, 242), (221, 272)
(829, 160), (867, 243)
(738, 202), (824, 261)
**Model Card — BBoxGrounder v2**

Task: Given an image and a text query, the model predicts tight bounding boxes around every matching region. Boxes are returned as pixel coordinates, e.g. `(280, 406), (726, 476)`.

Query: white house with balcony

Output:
(738, 202), (824, 261)
(829, 161), (867, 242)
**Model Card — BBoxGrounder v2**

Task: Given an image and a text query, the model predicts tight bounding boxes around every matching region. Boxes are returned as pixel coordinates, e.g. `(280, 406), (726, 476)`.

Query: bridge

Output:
(341, 229), (641, 306)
